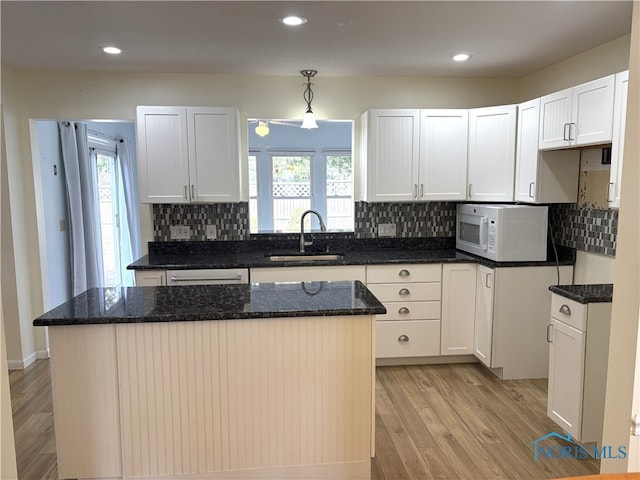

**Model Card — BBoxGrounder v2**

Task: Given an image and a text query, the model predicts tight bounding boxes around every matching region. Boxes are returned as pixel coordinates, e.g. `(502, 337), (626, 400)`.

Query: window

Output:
(248, 120), (353, 233)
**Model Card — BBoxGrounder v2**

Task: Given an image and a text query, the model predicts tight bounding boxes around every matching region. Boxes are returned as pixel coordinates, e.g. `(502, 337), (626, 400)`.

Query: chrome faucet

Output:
(299, 209), (327, 253)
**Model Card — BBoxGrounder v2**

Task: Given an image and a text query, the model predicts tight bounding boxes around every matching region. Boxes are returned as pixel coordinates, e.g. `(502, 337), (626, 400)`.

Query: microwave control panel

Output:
(487, 220), (496, 253)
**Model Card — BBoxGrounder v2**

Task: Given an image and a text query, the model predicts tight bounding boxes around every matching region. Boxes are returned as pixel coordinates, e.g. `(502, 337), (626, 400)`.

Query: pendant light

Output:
(255, 121), (270, 137)
(300, 70), (319, 129)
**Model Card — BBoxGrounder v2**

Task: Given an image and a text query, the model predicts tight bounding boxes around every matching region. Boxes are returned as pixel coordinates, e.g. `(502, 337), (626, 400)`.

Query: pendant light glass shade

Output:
(301, 110), (319, 129)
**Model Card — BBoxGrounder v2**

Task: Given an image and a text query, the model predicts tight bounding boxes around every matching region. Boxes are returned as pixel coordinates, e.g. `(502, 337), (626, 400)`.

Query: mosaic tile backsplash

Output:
(353, 201), (456, 238)
(152, 201), (617, 258)
(153, 203), (249, 241)
(549, 204), (618, 257)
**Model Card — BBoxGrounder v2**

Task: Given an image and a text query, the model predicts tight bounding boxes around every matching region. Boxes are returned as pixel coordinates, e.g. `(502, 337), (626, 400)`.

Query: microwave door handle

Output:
(479, 217), (489, 251)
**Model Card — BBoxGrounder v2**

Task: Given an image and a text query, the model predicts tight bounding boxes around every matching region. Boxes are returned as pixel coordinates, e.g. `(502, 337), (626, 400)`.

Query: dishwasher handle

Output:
(169, 274), (243, 283)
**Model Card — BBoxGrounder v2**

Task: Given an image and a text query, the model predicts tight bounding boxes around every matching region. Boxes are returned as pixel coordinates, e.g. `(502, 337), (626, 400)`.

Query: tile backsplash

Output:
(152, 200), (617, 258)
(549, 204), (617, 257)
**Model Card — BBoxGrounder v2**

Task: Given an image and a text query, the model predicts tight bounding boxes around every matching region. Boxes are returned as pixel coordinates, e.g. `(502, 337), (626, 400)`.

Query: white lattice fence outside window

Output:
(272, 182), (311, 197)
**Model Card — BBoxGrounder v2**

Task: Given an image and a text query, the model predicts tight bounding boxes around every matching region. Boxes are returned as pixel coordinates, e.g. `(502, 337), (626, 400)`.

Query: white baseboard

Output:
(7, 349), (49, 370)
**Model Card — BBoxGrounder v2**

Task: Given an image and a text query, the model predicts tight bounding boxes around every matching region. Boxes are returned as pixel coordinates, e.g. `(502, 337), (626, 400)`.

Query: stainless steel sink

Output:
(266, 252), (344, 262)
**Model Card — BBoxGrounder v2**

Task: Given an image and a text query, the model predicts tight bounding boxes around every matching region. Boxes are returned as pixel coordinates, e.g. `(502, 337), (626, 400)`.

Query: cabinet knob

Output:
(559, 304), (571, 315)
(399, 288), (410, 296)
(399, 269), (410, 277)
(398, 307), (410, 315)
(398, 335), (410, 343)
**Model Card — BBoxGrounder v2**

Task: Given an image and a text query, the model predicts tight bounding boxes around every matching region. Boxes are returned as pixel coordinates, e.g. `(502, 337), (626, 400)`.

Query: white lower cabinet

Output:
(441, 263), (476, 355)
(367, 264), (442, 359)
(473, 265), (574, 379)
(134, 269), (166, 286)
(547, 294), (612, 443)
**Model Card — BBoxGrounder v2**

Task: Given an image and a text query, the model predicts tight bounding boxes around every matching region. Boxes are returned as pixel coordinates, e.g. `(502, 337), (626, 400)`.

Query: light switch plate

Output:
(170, 225), (190, 240)
(206, 225), (217, 240)
(378, 223), (396, 237)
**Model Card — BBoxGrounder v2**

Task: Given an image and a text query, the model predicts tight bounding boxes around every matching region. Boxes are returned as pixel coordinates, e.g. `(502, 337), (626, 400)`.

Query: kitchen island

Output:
(34, 281), (385, 480)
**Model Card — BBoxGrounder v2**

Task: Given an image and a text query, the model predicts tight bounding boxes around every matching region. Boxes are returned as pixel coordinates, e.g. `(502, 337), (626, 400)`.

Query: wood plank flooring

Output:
(10, 360), (599, 480)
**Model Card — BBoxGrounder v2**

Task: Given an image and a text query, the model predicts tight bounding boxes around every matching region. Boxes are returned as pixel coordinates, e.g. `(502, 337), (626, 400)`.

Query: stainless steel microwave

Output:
(456, 204), (548, 261)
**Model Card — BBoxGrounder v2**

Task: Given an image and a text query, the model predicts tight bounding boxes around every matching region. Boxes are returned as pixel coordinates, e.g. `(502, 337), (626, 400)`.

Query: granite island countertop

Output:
(127, 238), (576, 270)
(549, 284), (614, 304)
(33, 280), (386, 326)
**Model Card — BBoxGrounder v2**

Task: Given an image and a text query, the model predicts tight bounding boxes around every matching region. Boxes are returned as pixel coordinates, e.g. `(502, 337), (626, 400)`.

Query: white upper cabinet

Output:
(539, 74), (615, 150)
(608, 70), (629, 208)
(137, 106), (241, 204)
(514, 98), (580, 203)
(361, 109), (468, 202)
(361, 109), (420, 202)
(467, 105), (517, 202)
(419, 110), (468, 201)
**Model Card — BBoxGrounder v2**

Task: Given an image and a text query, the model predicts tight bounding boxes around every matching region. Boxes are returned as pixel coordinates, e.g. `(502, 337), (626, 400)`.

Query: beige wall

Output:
(0, 30), (632, 366)
(519, 34), (631, 101)
(601, 1), (640, 473)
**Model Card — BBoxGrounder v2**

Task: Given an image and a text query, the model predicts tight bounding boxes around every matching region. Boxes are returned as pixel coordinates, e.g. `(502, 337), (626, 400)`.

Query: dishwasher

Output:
(166, 268), (249, 285)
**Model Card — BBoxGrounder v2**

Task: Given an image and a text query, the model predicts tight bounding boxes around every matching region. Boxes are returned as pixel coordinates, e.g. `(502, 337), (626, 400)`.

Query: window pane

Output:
(248, 155), (258, 233)
(272, 156), (312, 233)
(96, 153), (121, 287)
(326, 155), (353, 231)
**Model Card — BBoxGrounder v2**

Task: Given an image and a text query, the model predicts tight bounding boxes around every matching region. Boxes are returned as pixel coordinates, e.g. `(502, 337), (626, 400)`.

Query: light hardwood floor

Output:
(10, 360), (599, 480)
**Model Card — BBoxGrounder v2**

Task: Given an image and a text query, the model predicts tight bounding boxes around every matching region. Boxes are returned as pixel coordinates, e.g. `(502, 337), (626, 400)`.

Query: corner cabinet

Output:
(467, 105), (517, 202)
(539, 74), (615, 150)
(137, 106), (241, 204)
(608, 70), (629, 208)
(360, 109), (468, 202)
(514, 98), (579, 203)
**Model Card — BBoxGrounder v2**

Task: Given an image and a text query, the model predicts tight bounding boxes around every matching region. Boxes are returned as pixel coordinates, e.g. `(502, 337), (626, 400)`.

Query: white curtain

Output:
(58, 121), (104, 295)
(116, 138), (141, 286)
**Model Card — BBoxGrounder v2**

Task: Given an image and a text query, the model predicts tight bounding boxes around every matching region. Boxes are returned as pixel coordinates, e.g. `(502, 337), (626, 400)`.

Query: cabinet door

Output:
(187, 107), (241, 202)
(441, 264), (476, 355)
(134, 270), (166, 286)
(547, 318), (586, 440)
(419, 109), (468, 201)
(514, 99), (541, 202)
(572, 74), (615, 147)
(137, 106), (190, 203)
(468, 105), (517, 202)
(539, 88), (573, 150)
(365, 110), (420, 202)
(609, 70), (629, 208)
(473, 265), (494, 366)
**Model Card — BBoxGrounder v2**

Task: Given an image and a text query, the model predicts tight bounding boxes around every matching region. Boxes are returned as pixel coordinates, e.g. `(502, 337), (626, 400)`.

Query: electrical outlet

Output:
(170, 225), (191, 240)
(206, 225), (217, 240)
(378, 223), (396, 237)
(59, 219), (66, 232)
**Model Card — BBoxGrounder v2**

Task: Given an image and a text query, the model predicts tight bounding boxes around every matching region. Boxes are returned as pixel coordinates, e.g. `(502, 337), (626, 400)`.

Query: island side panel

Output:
(48, 325), (122, 479)
(116, 316), (373, 478)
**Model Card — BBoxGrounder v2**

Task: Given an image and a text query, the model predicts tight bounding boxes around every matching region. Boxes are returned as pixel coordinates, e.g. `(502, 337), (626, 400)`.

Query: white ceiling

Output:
(1, 1), (633, 78)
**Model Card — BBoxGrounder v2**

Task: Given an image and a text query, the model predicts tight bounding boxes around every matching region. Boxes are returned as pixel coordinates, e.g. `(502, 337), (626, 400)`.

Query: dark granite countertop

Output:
(127, 238), (575, 270)
(549, 284), (613, 304)
(33, 281), (386, 326)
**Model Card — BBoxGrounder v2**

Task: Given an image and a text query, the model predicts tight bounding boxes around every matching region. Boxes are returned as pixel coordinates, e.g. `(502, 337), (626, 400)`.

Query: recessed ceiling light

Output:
(101, 46), (122, 55)
(280, 15), (307, 26)
(452, 53), (471, 62)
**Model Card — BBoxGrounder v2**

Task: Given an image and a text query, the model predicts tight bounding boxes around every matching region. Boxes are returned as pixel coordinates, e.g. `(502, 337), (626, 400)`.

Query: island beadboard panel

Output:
(115, 317), (374, 479)
(48, 325), (122, 479)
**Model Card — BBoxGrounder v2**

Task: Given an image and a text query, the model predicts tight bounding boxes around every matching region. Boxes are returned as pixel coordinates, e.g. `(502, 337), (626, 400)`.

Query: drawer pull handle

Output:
(398, 335), (410, 343)
(398, 307), (410, 314)
(399, 269), (410, 277)
(399, 288), (410, 296)
(559, 304), (571, 315)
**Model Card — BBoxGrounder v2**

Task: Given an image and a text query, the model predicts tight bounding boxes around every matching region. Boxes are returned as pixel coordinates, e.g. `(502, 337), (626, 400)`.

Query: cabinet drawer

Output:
(367, 264), (442, 284)
(376, 301), (441, 321)
(551, 294), (587, 331)
(376, 320), (441, 358)
(367, 282), (441, 302)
